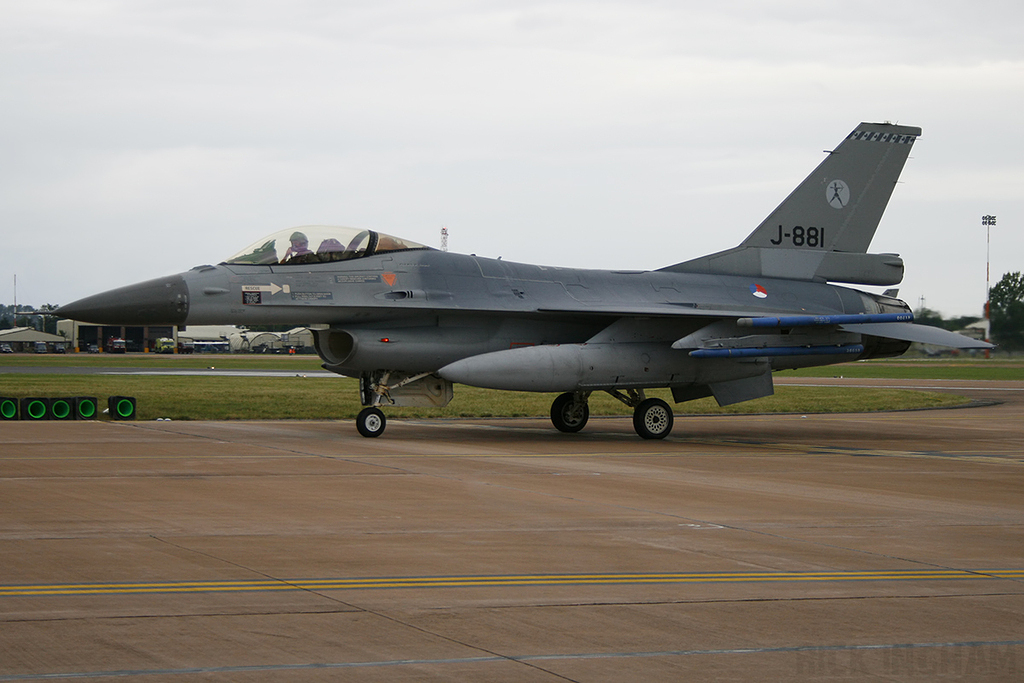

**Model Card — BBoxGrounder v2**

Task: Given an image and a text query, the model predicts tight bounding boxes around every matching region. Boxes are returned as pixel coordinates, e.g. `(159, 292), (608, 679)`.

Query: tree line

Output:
(990, 271), (1024, 350)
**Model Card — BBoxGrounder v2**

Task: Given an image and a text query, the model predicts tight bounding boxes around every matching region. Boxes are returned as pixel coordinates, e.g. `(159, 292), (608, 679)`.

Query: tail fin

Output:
(662, 122), (921, 286)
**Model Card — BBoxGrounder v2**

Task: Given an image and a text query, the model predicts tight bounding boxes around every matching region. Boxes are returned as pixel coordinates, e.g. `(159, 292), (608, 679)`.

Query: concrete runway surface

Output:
(1, 379), (1022, 681)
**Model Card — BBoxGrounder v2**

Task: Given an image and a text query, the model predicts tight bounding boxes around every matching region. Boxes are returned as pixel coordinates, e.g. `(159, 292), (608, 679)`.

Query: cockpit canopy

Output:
(223, 226), (433, 266)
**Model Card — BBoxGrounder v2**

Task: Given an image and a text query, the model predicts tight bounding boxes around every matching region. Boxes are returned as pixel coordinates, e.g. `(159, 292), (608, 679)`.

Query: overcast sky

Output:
(3, 0), (1022, 317)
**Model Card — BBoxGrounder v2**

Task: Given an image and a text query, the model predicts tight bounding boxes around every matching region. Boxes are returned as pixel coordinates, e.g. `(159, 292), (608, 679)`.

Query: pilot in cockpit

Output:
(282, 231), (312, 261)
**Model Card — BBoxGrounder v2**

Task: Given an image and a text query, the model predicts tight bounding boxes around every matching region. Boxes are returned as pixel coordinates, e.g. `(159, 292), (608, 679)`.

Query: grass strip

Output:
(0, 375), (968, 422)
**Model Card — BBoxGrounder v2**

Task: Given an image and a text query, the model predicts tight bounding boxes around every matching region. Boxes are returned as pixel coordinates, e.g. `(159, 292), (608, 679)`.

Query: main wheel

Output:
(550, 392), (589, 433)
(356, 407), (387, 438)
(632, 398), (673, 439)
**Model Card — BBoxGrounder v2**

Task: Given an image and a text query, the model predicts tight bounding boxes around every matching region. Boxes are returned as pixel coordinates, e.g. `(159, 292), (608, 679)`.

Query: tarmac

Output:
(1, 378), (1022, 681)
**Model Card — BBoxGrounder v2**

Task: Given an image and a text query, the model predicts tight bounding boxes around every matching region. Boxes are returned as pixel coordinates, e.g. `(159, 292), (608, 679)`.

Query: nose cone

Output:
(56, 274), (190, 325)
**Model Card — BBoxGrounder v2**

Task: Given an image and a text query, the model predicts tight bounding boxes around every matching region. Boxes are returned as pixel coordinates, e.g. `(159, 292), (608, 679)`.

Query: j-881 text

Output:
(769, 225), (825, 248)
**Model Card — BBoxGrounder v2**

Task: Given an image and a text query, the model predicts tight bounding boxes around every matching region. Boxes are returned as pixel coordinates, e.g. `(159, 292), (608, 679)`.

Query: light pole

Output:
(982, 214), (997, 356)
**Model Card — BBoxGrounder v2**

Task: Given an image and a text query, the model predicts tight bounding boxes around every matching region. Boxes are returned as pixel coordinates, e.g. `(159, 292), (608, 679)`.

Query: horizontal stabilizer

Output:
(840, 322), (994, 349)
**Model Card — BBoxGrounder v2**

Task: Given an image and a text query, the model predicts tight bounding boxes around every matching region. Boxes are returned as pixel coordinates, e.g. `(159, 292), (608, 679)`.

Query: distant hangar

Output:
(54, 320), (314, 353)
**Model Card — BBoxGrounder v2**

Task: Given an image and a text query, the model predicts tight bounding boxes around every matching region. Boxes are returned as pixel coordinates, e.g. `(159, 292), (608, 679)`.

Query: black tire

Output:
(632, 398), (673, 439)
(356, 407), (387, 438)
(550, 392), (589, 433)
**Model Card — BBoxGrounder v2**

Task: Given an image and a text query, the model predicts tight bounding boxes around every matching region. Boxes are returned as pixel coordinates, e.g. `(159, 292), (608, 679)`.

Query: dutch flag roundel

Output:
(750, 284), (768, 299)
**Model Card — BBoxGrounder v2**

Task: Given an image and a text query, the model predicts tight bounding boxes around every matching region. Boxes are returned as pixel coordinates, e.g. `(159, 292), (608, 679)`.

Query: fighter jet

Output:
(57, 122), (990, 439)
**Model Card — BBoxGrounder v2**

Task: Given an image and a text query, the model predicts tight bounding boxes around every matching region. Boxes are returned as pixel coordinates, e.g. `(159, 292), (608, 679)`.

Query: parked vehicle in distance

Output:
(104, 337), (127, 354)
(155, 338), (176, 353)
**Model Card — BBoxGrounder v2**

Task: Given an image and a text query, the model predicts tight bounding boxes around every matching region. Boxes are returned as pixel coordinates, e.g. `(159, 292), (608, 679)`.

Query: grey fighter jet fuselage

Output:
(57, 122), (991, 439)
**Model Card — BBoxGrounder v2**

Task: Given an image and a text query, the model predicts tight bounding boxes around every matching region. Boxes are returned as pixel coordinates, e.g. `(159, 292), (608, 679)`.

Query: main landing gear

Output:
(631, 397), (674, 440)
(549, 390), (674, 440)
(550, 392), (590, 433)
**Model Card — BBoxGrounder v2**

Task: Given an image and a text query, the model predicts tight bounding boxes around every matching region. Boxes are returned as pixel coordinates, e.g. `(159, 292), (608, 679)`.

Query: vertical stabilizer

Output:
(662, 122), (921, 286)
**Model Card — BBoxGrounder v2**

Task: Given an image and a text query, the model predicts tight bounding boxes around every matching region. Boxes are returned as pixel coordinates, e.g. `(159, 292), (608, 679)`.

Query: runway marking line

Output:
(2, 569), (1022, 597)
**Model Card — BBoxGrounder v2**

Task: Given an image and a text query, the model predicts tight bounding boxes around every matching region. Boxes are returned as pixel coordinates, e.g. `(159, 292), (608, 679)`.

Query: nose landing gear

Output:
(356, 407), (386, 438)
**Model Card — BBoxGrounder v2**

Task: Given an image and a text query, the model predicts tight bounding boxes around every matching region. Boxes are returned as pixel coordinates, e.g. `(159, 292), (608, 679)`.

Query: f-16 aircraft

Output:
(57, 122), (990, 439)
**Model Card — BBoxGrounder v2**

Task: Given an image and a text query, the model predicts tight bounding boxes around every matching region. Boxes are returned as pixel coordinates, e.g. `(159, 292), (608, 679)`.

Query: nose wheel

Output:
(356, 407), (387, 438)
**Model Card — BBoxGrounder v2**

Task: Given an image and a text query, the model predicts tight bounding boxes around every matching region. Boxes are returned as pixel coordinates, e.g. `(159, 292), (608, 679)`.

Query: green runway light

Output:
(22, 398), (49, 420)
(74, 397), (97, 419)
(51, 399), (71, 420)
(0, 397), (17, 420)
(108, 396), (137, 420)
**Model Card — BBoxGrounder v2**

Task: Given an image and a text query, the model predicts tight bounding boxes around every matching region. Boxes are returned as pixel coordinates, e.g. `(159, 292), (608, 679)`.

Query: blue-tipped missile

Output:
(737, 312), (913, 328)
(689, 344), (864, 359)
